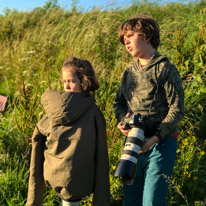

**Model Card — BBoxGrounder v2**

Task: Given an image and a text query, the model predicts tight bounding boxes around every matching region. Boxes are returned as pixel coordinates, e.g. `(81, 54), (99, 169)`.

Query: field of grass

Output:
(0, 0), (206, 205)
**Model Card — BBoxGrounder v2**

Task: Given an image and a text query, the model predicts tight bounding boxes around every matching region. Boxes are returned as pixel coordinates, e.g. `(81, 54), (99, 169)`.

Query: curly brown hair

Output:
(61, 57), (99, 92)
(118, 13), (160, 50)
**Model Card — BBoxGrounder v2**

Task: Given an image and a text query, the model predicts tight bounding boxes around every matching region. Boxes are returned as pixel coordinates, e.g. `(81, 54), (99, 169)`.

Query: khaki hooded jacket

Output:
(27, 90), (110, 206)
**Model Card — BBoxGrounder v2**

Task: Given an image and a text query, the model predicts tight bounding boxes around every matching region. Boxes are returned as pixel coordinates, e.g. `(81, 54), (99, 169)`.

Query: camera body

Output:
(113, 113), (146, 185)
(122, 113), (146, 130)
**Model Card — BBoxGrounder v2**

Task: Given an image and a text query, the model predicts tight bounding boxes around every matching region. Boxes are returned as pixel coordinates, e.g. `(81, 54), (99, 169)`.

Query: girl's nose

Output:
(65, 82), (70, 89)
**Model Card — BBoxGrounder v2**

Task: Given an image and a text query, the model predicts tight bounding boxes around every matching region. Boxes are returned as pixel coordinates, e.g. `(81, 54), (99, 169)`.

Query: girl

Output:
(27, 57), (111, 206)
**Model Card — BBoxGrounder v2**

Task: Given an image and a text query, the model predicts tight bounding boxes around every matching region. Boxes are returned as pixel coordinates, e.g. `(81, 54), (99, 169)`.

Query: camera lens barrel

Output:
(113, 127), (145, 185)
(120, 128), (144, 163)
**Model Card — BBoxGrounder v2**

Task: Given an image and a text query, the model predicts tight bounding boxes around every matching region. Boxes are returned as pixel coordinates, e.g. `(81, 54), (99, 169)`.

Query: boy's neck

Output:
(138, 49), (156, 67)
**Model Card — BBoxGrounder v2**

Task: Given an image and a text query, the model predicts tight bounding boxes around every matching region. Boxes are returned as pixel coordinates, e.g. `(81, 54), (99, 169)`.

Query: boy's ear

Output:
(145, 36), (151, 43)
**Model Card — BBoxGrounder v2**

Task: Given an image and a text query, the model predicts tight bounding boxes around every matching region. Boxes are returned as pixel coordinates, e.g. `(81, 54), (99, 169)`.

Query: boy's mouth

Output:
(127, 46), (132, 52)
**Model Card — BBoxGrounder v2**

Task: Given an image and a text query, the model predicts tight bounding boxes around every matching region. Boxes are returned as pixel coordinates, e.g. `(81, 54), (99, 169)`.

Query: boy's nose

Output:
(125, 38), (130, 45)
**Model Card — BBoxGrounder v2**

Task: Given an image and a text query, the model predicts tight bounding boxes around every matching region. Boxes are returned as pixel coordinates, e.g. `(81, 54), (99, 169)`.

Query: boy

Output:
(114, 14), (184, 206)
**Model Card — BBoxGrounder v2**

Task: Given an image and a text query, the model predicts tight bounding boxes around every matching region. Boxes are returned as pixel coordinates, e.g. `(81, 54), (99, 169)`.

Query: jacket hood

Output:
(133, 51), (168, 70)
(41, 90), (94, 125)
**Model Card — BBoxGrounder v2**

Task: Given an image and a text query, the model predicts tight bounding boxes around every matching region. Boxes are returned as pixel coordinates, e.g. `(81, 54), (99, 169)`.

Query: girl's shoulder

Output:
(37, 115), (50, 136)
(91, 103), (106, 124)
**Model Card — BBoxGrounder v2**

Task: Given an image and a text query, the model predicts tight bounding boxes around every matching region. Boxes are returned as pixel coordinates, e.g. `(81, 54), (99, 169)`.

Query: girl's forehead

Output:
(62, 70), (77, 78)
(62, 66), (76, 72)
(62, 70), (76, 76)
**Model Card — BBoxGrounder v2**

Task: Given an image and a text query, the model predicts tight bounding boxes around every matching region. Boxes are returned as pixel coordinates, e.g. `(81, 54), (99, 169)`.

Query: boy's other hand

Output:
(117, 112), (131, 136)
(139, 135), (159, 154)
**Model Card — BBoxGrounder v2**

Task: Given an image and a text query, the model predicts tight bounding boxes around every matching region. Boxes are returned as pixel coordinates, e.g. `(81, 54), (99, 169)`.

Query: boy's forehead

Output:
(124, 30), (133, 34)
(124, 30), (139, 37)
(122, 29), (130, 37)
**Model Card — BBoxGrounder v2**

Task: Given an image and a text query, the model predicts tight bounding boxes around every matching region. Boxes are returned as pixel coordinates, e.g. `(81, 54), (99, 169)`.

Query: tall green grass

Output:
(0, 0), (206, 205)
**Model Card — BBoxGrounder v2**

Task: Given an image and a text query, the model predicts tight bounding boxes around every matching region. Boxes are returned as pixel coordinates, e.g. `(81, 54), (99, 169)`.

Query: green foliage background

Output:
(0, 0), (206, 205)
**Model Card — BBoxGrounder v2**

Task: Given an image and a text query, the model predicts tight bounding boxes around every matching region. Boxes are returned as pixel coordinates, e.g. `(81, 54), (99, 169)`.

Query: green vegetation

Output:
(0, 0), (206, 205)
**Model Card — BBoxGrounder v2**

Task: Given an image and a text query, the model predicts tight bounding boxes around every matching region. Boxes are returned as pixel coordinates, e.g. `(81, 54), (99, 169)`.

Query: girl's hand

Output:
(139, 135), (159, 154)
(117, 112), (131, 136)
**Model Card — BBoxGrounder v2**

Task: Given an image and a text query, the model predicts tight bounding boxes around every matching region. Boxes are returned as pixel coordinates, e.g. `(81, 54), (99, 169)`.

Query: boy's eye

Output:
(127, 33), (133, 38)
(124, 33), (133, 43)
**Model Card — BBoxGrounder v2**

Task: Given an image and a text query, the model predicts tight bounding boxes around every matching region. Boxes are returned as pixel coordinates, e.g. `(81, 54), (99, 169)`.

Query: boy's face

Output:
(62, 69), (81, 92)
(123, 30), (151, 58)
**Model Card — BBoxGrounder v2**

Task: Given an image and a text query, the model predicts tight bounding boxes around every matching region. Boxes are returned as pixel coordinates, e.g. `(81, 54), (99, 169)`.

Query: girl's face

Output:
(62, 69), (81, 92)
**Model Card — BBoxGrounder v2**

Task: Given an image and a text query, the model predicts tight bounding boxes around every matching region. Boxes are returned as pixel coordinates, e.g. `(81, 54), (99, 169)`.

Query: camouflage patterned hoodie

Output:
(114, 52), (184, 140)
(27, 90), (110, 206)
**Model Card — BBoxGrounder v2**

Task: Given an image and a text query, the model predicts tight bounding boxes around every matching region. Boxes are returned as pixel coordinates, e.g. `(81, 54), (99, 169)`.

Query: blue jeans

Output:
(123, 137), (177, 206)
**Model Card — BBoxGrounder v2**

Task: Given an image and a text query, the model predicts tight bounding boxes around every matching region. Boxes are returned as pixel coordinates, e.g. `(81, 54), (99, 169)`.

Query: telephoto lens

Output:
(113, 114), (145, 185)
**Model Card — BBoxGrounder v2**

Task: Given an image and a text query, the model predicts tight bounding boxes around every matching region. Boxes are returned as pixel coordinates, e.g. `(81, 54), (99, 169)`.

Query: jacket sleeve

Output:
(92, 108), (111, 206)
(114, 70), (129, 122)
(27, 126), (46, 206)
(158, 64), (184, 139)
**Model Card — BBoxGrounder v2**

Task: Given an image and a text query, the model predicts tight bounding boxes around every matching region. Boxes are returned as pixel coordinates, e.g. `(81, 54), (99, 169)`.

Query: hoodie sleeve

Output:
(92, 107), (111, 206)
(158, 64), (184, 139)
(27, 125), (46, 206)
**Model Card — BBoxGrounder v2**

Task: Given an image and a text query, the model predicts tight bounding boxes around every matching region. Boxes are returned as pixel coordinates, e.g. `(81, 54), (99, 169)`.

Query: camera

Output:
(113, 113), (146, 185)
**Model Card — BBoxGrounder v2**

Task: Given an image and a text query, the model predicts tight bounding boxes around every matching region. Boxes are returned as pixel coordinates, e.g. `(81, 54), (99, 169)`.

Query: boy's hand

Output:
(139, 135), (159, 154)
(117, 112), (131, 136)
